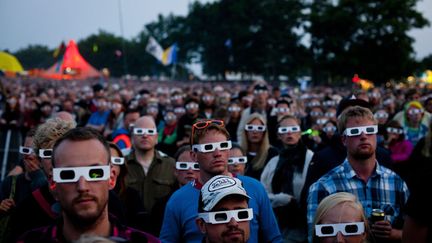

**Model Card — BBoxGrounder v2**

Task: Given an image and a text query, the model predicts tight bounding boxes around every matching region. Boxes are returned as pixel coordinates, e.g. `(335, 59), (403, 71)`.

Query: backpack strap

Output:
(32, 189), (57, 219)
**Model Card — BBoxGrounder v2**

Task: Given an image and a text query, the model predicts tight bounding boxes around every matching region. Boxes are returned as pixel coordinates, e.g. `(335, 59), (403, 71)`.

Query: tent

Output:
(41, 40), (101, 80)
(0, 51), (24, 73)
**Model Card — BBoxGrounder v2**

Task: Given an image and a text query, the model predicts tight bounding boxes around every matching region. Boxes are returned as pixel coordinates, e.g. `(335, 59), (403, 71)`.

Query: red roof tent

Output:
(41, 40), (101, 80)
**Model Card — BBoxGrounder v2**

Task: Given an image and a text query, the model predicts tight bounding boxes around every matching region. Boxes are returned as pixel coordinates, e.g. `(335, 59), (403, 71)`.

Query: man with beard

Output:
(307, 106), (409, 242)
(196, 175), (251, 243)
(17, 127), (159, 242)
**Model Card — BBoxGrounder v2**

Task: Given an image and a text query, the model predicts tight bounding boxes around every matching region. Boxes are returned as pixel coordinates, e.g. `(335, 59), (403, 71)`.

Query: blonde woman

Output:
(239, 113), (278, 180)
(313, 192), (369, 243)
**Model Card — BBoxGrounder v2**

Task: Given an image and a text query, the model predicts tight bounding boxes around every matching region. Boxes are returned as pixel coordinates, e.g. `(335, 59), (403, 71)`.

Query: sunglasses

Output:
(323, 126), (337, 133)
(19, 146), (34, 155)
(38, 149), (53, 159)
(198, 208), (253, 224)
(176, 162), (200, 171)
(386, 127), (404, 134)
(191, 120), (225, 144)
(245, 124), (266, 132)
(111, 157), (125, 165)
(343, 125), (378, 137)
(278, 126), (301, 134)
(133, 128), (157, 135)
(192, 141), (232, 153)
(408, 109), (423, 115)
(228, 156), (248, 164)
(315, 222), (365, 237)
(53, 165), (110, 183)
(374, 112), (388, 119)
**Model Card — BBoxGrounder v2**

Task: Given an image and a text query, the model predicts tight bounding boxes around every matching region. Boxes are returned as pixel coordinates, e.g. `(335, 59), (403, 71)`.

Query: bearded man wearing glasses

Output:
(160, 119), (281, 243)
(307, 106), (409, 243)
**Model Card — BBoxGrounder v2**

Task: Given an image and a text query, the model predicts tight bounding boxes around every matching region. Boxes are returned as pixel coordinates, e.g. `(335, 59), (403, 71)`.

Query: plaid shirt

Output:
(307, 159), (409, 238)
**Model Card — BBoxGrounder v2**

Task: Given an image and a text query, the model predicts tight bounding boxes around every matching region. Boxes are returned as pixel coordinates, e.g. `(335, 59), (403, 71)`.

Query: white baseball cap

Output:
(200, 175), (250, 212)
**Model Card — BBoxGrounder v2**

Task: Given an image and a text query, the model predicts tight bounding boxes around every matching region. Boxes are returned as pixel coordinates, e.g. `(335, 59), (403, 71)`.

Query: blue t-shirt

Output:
(87, 110), (110, 127)
(160, 175), (282, 243)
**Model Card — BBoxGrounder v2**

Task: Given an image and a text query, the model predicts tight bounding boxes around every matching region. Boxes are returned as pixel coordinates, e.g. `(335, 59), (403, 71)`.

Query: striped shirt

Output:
(307, 159), (409, 238)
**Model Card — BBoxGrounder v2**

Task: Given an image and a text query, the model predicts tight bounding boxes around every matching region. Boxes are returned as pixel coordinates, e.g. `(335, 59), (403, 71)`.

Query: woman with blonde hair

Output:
(312, 192), (370, 243)
(239, 112), (278, 180)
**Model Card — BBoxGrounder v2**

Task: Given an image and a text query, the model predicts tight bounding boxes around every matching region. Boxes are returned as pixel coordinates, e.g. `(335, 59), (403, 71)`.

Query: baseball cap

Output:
(200, 175), (250, 212)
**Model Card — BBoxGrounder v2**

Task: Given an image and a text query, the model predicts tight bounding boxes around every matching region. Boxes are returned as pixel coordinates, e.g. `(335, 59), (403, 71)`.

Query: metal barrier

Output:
(0, 128), (22, 181)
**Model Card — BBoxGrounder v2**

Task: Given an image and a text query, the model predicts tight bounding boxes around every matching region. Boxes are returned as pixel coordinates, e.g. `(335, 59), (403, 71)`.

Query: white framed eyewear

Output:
(310, 111), (323, 116)
(228, 106), (241, 112)
(317, 118), (329, 125)
(245, 125), (266, 132)
(374, 112), (389, 119)
(38, 149), (53, 159)
(111, 157), (125, 165)
(133, 128), (157, 135)
(176, 162), (200, 171)
(315, 222), (365, 237)
(386, 127), (404, 134)
(324, 112), (336, 118)
(174, 107), (186, 113)
(185, 103), (199, 110)
(192, 141), (232, 153)
(198, 208), (253, 224)
(278, 126), (301, 134)
(323, 126), (337, 133)
(408, 108), (423, 115)
(228, 156), (248, 164)
(343, 125), (378, 137)
(53, 165), (110, 183)
(19, 146), (34, 155)
(276, 107), (290, 113)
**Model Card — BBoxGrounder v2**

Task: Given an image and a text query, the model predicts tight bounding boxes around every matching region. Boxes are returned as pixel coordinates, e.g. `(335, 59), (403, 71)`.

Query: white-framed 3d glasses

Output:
(315, 222), (365, 237)
(176, 161), (199, 171)
(111, 157), (125, 165)
(374, 112), (389, 119)
(133, 128), (157, 135)
(192, 141), (232, 153)
(53, 165), (110, 183)
(278, 126), (301, 134)
(198, 208), (253, 224)
(386, 127), (404, 134)
(323, 126), (337, 133)
(38, 149), (53, 159)
(228, 106), (241, 112)
(408, 108), (423, 115)
(343, 125), (377, 137)
(228, 156), (248, 164)
(19, 146), (34, 155)
(276, 107), (290, 113)
(245, 124), (266, 132)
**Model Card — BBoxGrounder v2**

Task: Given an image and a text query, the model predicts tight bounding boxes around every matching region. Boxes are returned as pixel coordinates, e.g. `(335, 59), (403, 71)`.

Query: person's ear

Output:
(109, 166), (117, 190)
(195, 218), (207, 234)
(190, 150), (198, 162)
(341, 135), (347, 147)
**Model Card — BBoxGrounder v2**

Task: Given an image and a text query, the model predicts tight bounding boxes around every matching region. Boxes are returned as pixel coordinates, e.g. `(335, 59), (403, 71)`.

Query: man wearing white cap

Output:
(196, 175), (252, 243)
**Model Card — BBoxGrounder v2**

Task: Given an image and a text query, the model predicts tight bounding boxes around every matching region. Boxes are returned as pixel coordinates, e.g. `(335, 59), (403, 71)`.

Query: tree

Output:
(13, 45), (53, 69)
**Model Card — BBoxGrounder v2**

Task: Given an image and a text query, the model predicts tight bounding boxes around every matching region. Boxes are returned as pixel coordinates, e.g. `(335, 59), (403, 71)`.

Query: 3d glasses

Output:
(276, 107), (290, 113)
(19, 146), (34, 155)
(53, 165), (110, 183)
(278, 126), (301, 134)
(228, 156), (248, 164)
(408, 108), (423, 115)
(176, 162), (200, 171)
(374, 112), (389, 119)
(192, 141), (232, 153)
(317, 118), (329, 125)
(386, 127), (404, 134)
(245, 125), (266, 132)
(111, 157), (125, 165)
(185, 103), (199, 110)
(133, 128), (157, 135)
(323, 100), (336, 107)
(38, 149), (53, 159)
(343, 125), (378, 137)
(315, 222), (365, 237)
(324, 112), (336, 118)
(198, 208), (253, 224)
(323, 126), (337, 133)
(310, 111), (323, 117)
(228, 106), (241, 112)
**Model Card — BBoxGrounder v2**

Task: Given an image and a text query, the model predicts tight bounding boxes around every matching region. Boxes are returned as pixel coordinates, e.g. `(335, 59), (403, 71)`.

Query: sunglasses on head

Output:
(315, 222), (365, 237)
(386, 127), (403, 134)
(198, 208), (253, 224)
(192, 141), (232, 153)
(133, 128), (157, 136)
(38, 149), (53, 159)
(343, 125), (378, 137)
(278, 126), (301, 134)
(245, 124), (266, 132)
(176, 161), (200, 171)
(191, 119), (225, 144)
(53, 165), (110, 183)
(228, 156), (248, 164)
(111, 157), (124, 165)
(19, 146), (34, 155)
(323, 126), (337, 133)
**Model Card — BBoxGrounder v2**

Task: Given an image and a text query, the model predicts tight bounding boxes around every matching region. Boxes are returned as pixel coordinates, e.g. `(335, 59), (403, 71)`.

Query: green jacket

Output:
(125, 150), (176, 212)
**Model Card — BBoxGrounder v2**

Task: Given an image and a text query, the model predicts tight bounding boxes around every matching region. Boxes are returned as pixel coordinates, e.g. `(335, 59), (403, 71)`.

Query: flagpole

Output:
(118, 0), (128, 75)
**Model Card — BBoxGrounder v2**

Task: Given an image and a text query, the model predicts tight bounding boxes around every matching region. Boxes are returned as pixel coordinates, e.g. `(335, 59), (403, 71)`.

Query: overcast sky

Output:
(1, 0), (431, 60)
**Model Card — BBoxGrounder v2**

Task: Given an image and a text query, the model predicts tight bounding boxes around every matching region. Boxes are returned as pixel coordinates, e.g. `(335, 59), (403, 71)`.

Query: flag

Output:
(146, 36), (164, 62)
(162, 43), (177, 66)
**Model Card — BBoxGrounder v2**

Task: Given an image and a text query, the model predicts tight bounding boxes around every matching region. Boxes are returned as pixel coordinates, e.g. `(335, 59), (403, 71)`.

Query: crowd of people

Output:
(0, 76), (431, 243)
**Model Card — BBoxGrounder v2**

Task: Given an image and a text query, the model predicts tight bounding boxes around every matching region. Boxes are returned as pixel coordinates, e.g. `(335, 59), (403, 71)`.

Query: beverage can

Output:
(371, 208), (385, 223)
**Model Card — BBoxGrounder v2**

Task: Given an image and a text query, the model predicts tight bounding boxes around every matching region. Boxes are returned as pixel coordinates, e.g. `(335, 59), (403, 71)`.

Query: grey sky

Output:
(1, 0), (431, 60)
